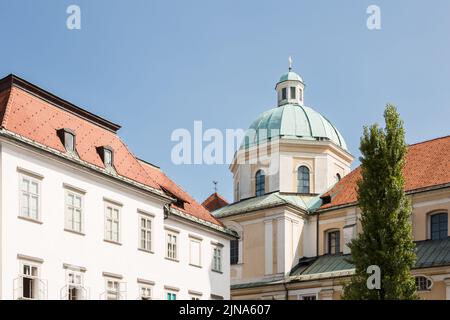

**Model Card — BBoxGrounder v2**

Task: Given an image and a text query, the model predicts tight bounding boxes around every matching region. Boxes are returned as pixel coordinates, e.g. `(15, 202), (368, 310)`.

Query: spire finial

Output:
(288, 56), (293, 71)
(213, 181), (218, 193)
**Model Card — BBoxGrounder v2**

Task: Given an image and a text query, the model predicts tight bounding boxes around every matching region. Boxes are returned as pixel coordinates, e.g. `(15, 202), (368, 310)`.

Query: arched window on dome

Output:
(255, 170), (265, 197)
(336, 173), (342, 183)
(297, 166), (310, 193)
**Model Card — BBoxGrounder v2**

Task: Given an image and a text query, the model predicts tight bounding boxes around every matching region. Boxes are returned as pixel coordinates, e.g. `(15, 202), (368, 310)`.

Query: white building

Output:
(0, 74), (235, 300)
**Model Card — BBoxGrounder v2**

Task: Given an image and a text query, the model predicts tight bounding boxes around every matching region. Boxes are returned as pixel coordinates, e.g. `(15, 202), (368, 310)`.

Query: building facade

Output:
(0, 74), (235, 300)
(211, 67), (450, 300)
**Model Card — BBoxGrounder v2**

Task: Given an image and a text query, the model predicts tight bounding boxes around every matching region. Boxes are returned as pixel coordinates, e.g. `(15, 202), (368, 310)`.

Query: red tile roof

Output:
(0, 74), (222, 227)
(139, 160), (223, 226)
(320, 135), (450, 210)
(202, 193), (229, 212)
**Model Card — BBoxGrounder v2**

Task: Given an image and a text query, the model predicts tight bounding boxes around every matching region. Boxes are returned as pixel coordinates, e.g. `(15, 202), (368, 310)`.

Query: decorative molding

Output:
(17, 167), (44, 180)
(102, 271), (123, 279)
(17, 254), (44, 264)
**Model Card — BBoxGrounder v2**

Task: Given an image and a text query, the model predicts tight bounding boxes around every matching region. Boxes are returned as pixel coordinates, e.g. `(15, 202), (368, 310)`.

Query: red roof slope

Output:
(320, 136), (450, 209)
(202, 193), (229, 212)
(139, 161), (223, 226)
(0, 74), (223, 227)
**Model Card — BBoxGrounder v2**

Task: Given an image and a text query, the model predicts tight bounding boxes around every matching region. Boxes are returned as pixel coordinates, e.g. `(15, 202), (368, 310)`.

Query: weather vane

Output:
(288, 56), (293, 71)
(213, 181), (218, 193)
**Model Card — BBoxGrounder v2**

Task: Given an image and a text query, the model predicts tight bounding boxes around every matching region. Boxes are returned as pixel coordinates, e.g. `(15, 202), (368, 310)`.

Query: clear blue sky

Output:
(1, 0), (449, 202)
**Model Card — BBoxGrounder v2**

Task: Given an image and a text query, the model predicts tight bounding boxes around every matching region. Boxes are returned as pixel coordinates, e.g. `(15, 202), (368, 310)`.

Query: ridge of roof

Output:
(0, 74), (121, 133)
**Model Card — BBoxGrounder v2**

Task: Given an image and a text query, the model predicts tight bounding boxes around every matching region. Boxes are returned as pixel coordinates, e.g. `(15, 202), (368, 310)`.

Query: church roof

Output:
(213, 191), (318, 218)
(289, 237), (450, 279)
(319, 135), (450, 210)
(278, 71), (303, 84)
(241, 104), (348, 151)
(0, 74), (224, 228)
(202, 192), (229, 212)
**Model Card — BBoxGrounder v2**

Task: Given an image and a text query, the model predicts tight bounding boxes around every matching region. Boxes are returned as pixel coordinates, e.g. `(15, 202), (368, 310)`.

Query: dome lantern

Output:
(275, 57), (305, 107)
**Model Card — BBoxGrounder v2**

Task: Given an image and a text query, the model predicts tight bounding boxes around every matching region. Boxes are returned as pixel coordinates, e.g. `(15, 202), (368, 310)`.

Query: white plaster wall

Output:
(0, 142), (230, 300)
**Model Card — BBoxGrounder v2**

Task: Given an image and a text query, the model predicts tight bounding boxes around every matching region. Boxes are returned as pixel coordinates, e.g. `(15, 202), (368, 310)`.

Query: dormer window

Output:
(57, 128), (76, 153)
(97, 146), (114, 168)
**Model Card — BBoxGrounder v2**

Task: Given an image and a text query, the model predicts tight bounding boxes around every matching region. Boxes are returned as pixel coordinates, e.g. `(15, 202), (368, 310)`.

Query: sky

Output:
(1, 0), (449, 203)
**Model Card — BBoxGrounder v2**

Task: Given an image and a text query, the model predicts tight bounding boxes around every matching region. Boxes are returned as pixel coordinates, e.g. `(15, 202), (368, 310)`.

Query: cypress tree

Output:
(343, 105), (417, 300)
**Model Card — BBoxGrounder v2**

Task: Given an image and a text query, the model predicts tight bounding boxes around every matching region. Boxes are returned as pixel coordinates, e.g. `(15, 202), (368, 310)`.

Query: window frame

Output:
(165, 230), (179, 261)
(326, 230), (341, 255)
(138, 212), (154, 253)
(415, 275), (433, 292)
(290, 86), (296, 99)
(429, 212), (448, 240)
(18, 173), (42, 222)
(255, 170), (265, 197)
(104, 202), (121, 244)
(139, 284), (153, 300)
(297, 165), (310, 194)
(212, 245), (223, 273)
(230, 239), (239, 265)
(66, 269), (85, 300)
(19, 260), (41, 300)
(64, 189), (84, 234)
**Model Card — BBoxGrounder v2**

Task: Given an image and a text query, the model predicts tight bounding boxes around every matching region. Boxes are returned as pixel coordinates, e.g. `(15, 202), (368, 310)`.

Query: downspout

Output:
(283, 281), (288, 300)
(163, 203), (171, 219)
(316, 212), (320, 256)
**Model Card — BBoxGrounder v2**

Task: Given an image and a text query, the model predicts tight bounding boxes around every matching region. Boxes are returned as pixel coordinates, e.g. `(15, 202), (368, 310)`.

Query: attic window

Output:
(97, 146), (114, 167)
(57, 128), (76, 153)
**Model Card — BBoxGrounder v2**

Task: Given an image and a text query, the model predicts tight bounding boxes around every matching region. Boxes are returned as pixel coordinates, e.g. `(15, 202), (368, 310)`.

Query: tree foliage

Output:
(343, 105), (416, 300)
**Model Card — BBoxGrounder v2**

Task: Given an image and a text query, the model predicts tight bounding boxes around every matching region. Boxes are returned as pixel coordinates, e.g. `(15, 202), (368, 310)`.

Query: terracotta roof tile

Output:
(202, 193), (229, 212)
(320, 135), (450, 209)
(0, 75), (223, 227)
(139, 161), (223, 226)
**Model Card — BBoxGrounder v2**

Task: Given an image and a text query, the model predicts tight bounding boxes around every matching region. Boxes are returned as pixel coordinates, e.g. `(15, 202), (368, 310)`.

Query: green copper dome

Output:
(242, 104), (348, 150)
(278, 71), (304, 84)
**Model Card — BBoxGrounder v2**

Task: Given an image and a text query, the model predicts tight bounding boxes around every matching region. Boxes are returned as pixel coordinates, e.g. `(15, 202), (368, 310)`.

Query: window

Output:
(67, 271), (84, 300)
(189, 238), (201, 267)
(104, 277), (126, 300)
(299, 88), (303, 101)
(290, 87), (296, 99)
(97, 146), (114, 167)
(139, 214), (153, 252)
(415, 276), (432, 291)
(297, 166), (310, 193)
(105, 203), (120, 243)
(20, 175), (40, 221)
(281, 87), (287, 100)
(300, 294), (317, 300)
(139, 285), (152, 300)
(166, 231), (178, 260)
(327, 230), (340, 255)
(336, 173), (342, 182)
(65, 190), (83, 233)
(104, 149), (113, 166)
(20, 263), (40, 299)
(57, 128), (76, 153)
(212, 246), (222, 272)
(230, 239), (239, 265)
(166, 292), (177, 300)
(255, 170), (265, 196)
(191, 296), (200, 300)
(430, 212), (448, 240)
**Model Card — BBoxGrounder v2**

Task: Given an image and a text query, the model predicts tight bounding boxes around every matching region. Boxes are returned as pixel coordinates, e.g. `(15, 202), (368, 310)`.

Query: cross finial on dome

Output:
(288, 56), (293, 71)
